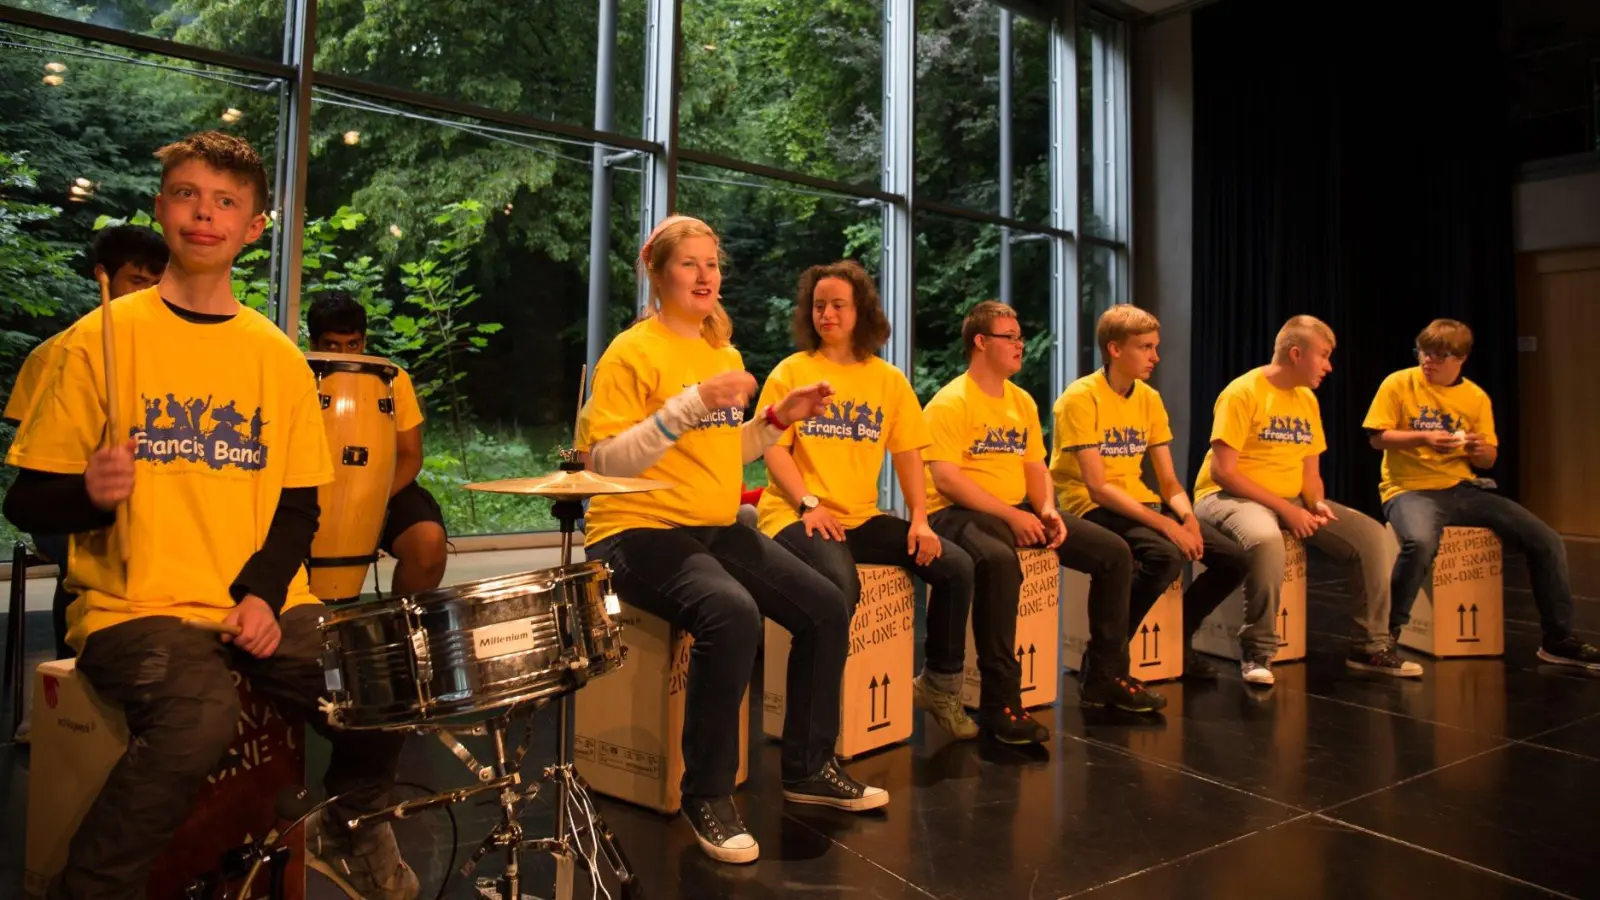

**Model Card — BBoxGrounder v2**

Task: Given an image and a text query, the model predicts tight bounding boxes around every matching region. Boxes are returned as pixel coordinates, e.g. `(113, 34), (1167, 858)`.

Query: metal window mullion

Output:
(638, 0), (682, 314)
(585, 0), (620, 389)
(1051, 3), (1080, 401)
(274, 0), (315, 336)
(880, 0), (915, 515)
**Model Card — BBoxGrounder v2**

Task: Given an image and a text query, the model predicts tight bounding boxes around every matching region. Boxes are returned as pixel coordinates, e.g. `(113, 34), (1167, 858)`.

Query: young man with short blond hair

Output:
(1194, 315), (1419, 685)
(1365, 318), (1599, 670)
(1051, 306), (1249, 681)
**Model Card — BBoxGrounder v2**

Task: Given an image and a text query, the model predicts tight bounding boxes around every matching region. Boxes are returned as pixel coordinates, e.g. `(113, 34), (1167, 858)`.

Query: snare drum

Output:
(305, 352), (399, 603)
(318, 562), (625, 729)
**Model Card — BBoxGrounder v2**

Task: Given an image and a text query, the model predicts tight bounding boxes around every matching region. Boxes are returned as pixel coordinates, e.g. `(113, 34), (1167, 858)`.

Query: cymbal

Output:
(464, 470), (674, 498)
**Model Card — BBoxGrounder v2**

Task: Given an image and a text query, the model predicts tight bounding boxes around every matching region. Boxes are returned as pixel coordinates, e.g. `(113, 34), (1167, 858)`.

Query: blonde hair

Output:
(639, 215), (733, 348)
(1272, 314), (1336, 363)
(1096, 305), (1160, 356)
(1416, 318), (1473, 357)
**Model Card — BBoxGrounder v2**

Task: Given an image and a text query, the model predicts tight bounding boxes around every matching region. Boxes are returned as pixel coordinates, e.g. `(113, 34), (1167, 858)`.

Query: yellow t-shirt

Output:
(3, 332), (64, 425)
(923, 373), (1045, 514)
(7, 288), (334, 650)
(577, 317), (746, 545)
(1049, 371), (1173, 517)
(1193, 367), (1327, 501)
(392, 367), (424, 432)
(1363, 367), (1497, 503)
(754, 352), (930, 536)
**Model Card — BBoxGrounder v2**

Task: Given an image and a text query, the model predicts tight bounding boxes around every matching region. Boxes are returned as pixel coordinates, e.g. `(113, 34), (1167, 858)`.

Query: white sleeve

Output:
(588, 389), (711, 477)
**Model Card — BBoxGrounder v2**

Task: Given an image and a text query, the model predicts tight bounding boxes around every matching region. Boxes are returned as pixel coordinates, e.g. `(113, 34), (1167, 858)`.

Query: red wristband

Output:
(764, 406), (788, 430)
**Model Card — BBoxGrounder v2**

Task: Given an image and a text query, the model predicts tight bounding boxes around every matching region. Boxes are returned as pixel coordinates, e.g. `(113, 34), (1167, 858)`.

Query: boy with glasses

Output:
(1364, 319), (1600, 670)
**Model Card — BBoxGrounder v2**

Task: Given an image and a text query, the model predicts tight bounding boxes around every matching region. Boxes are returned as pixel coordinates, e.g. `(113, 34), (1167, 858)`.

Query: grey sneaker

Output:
(912, 674), (979, 739)
(305, 810), (420, 900)
(1240, 656), (1275, 686)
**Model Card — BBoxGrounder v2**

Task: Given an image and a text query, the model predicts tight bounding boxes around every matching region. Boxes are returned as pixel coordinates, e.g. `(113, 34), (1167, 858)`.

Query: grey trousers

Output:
(1195, 492), (1394, 658)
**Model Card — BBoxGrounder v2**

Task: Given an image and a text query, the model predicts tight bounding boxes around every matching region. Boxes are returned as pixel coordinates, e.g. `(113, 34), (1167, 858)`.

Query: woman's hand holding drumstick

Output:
(94, 271), (132, 562)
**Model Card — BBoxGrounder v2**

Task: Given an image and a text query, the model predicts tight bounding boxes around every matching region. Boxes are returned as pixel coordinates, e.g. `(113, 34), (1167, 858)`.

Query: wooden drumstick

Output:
(96, 271), (131, 563)
(182, 618), (244, 637)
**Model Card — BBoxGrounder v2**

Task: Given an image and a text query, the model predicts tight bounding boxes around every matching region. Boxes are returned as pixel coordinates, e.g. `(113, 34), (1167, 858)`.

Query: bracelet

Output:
(763, 406), (788, 430)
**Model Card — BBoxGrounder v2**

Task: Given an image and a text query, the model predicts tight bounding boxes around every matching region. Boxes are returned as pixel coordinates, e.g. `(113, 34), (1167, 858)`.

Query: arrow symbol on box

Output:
(869, 676), (880, 722)
(1458, 603), (1467, 636)
(1139, 624), (1150, 660)
(1470, 603), (1479, 636)
(1152, 623), (1161, 660)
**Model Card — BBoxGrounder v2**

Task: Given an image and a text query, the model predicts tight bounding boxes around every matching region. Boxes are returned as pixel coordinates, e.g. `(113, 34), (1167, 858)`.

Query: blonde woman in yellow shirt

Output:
(757, 260), (978, 741)
(1365, 319), (1599, 670)
(578, 218), (888, 866)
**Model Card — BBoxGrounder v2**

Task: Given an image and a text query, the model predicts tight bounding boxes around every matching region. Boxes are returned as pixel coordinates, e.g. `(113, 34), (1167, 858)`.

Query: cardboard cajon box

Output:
(25, 659), (306, 900)
(763, 564), (915, 759)
(1391, 525), (1504, 658)
(1061, 571), (1185, 683)
(1193, 531), (1306, 662)
(574, 602), (749, 815)
(961, 547), (1060, 710)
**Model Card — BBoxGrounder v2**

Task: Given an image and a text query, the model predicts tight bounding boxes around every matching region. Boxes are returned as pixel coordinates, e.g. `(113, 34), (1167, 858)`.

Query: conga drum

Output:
(305, 352), (399, 603)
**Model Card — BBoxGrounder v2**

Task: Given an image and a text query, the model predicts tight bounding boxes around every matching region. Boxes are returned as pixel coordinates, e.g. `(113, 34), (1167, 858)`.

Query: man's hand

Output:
(1464, 433), (1495, 467)
(85, 439), (136, 510)
(697, 371), (758, 410)
(907, 516), (942, 566)
(1006, 508), (1047, 547)
(222, 595), (281, 658)
(1312, 500), (1339, 524)
(1421, 430), (1465, 452)
(802, 505), (847, 541)
(1162, 517), (1205, 561)
(1038, 507), (1068, 550)
(1279, 505), (1321, 540)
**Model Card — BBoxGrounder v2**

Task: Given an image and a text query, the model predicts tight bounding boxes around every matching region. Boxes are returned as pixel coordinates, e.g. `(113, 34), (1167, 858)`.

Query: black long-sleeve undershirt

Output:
(3, 469), (320, 615)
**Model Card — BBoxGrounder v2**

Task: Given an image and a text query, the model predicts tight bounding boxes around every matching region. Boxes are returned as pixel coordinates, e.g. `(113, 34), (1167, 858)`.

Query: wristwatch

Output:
(797, 495), (820, 516)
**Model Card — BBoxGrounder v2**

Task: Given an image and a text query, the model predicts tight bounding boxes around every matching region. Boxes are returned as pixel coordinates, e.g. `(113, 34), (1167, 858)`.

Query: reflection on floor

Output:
(3, 540), (1596, 898)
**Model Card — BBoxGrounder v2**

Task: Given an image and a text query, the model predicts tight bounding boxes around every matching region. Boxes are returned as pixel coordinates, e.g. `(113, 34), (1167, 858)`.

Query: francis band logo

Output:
(970, 425), (1029, 457)
(684, 383), (745, 432)
(1099, 425), (1147, 458)
(1410, 405), (1464, 434)
(132, 393), (269, 471)
(799, 399), (884, 443)
(1257, 415), (1315, 446)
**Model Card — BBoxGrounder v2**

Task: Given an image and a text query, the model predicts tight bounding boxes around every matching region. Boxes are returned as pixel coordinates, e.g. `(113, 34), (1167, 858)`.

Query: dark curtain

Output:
(1188, 0), (1519, 517)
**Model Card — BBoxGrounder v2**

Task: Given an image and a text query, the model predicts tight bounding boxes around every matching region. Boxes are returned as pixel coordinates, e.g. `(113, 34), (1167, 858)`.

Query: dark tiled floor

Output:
(3, 540), (1597, 899)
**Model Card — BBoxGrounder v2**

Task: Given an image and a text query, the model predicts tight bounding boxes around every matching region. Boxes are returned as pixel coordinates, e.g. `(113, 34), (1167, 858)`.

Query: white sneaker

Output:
(14, 717), (30, 744)
(1240, 657), (1275, 686)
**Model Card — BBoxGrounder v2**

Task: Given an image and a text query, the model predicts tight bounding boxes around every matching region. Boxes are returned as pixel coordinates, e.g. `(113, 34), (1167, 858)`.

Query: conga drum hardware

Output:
(305, 352), (399, 604)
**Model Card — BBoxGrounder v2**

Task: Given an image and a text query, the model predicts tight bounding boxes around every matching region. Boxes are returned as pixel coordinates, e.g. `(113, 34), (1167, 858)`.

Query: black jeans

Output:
(930, 506), (1131, 706)
(774, 514), (974, 676)
(53, 607), (406, 900)
(586, 525), (850, 793)
(1082, 506), (1250, 644)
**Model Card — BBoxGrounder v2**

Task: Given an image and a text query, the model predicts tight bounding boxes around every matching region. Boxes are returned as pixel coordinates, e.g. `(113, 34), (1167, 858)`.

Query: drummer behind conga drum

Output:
(2, 132), (418, 900)
(306, 291), (448, 594)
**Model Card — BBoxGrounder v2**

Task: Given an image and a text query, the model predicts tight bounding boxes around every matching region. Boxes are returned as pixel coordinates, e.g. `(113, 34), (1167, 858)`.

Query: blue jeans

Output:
(1385, 484), (1573, 644)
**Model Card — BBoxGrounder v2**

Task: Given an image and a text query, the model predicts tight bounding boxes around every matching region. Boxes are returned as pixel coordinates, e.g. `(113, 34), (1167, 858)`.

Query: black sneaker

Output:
(1537, 637), (1600, 672)
(305, 810), (420, 900)
(1080, 675), (1168, 713)
(1183, 651), (1220, 681)
(681, 795), (759, 864)
(782, 757), (889, 812)
(980, 706), (1051, 745)
(1346, 645), (1424, 678)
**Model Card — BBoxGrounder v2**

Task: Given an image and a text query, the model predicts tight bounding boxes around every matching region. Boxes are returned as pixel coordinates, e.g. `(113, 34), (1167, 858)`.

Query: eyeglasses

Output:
(1415, 347), (1462, 362)
(983, 332), (1025, 345)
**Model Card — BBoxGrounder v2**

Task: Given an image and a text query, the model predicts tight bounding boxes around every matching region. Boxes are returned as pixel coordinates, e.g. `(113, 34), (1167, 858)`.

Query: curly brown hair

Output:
(154, 131), (271, 214)
(791, 260), (890, 361)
